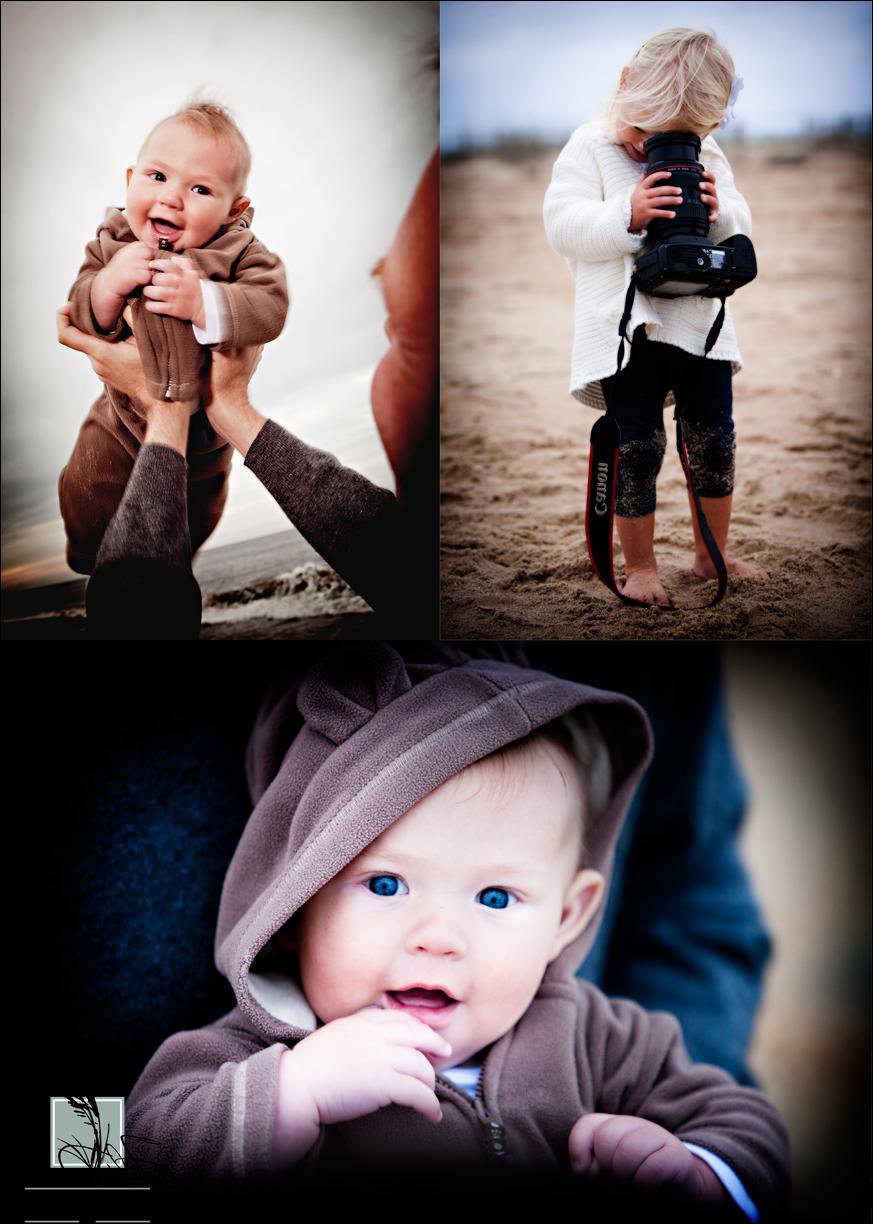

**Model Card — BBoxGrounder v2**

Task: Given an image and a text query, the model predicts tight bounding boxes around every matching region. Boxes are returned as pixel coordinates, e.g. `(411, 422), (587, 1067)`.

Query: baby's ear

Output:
(228, 196), (251, 222)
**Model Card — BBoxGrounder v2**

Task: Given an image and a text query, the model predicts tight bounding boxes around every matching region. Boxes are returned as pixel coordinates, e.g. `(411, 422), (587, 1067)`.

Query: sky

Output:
(441, 0), (872, 148)
(1, 0), (437, 589)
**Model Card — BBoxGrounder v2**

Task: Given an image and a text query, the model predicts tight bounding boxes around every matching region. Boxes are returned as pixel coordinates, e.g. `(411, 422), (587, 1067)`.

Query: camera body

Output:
(633, 131), (757, 299)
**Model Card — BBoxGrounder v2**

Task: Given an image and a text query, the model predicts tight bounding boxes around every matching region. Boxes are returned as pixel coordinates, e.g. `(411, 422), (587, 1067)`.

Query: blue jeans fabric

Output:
(573, 649), (768, 1086)
(600, 325), (735, 515)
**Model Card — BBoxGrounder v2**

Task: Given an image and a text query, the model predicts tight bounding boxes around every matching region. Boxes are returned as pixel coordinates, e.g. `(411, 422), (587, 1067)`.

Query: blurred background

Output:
(1, 0), (437, 600)
(723, 643), (870, 1222)
(442, 0), (871, 153)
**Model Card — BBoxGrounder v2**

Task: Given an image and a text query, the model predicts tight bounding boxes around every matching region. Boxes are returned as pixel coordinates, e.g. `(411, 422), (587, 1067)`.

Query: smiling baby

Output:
(60, 99), (288, 574)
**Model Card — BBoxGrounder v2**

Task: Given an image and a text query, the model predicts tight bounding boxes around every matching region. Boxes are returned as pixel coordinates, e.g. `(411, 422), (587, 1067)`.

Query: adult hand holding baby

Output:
(56, 304), (193, 453)
(568, 1113), (731, 1209)
(198, 345), (267, 457)
(56, 303), (150, 407)
(273, 1008), (450, 1167)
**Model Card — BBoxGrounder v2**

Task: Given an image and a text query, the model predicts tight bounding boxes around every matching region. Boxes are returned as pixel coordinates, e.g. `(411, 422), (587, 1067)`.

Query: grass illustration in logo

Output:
(52, 1096), (125, 1168)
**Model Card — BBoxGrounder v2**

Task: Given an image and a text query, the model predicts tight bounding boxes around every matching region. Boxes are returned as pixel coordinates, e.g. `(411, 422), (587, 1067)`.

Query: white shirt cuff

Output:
(192, 279), (228, 345)
(684, 1142), (759, 1221)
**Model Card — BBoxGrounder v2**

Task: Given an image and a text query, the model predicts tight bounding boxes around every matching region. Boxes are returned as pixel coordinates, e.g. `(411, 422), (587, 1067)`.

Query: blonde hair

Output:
(138, 96), (251, 198)
(465, 713), (612, 870)
(601, 27), (735, 141)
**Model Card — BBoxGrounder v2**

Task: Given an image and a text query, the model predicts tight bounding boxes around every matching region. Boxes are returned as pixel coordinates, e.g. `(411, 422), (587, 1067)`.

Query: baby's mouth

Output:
(391, 988), (454, 1007)
(150, 217), (182, 241)
(385, 987), (460, 1027)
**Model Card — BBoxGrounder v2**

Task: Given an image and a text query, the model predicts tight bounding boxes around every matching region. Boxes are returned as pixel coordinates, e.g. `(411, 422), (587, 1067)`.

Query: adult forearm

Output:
(243, 417), (409, 617)
(90, 270), (126, 333)
(208, 393), (268, 458)
(143, 401), (192, 457)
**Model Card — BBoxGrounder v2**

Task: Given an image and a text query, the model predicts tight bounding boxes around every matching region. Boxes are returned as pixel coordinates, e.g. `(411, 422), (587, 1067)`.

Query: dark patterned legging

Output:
(600, 325), (735, 517)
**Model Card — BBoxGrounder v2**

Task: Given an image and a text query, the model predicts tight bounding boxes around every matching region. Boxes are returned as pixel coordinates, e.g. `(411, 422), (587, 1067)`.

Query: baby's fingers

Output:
(592, 1116), (671, 1180)
(355, 1007), (452, 1061)
(642, 170), (673, 187)
(389, 1072), (443, 1124)
(568, 1112), (616, 1174)
(393, 1014), (453, 1061)
(392, 1046), (438, 1095)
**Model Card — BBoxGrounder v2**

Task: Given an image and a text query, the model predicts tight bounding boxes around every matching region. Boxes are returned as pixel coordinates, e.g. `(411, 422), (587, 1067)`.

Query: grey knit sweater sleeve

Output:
(244, 418), (431, 628)
(95, 444), (192, 568)
(86, 444), (202, 640)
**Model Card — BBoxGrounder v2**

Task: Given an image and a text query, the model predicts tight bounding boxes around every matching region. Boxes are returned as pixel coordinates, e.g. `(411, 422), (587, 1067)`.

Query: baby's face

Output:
(616, 121), (717, 164)
(125, 120), (248, 251)
(291, 741), (604, 1071)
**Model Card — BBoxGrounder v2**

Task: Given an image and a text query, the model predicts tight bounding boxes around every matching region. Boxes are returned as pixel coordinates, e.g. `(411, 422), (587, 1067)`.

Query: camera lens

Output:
(643, 131), (709, 239)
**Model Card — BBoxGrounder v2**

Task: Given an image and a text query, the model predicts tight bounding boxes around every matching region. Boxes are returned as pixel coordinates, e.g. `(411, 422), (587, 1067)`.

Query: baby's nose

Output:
(158, 183), (183, 206)
(407, 913), (466, 958)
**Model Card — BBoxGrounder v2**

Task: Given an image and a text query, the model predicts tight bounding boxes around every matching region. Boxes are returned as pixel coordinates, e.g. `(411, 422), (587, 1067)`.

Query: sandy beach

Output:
(440, 142), (872, 639)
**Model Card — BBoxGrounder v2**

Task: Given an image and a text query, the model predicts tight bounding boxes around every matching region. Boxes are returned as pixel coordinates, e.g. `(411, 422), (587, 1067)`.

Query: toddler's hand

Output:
(699, 168), (719, 224)
(274, 1007), (451, 1163)
(628, 170), (683, 233)
(100, 241), (157, 300)
(142, 254), (206, 328)
(568, 1113), (730, 1205)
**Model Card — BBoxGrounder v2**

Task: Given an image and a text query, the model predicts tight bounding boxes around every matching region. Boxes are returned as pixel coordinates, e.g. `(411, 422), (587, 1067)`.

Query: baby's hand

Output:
(628, 170), (684, 234)
(142, 254), (206, 328)
(273, 1007), (451, 1165)
(568, 1113), (729, 1205)
(699, 168), (719, 224)
(100, 241), (158, 300)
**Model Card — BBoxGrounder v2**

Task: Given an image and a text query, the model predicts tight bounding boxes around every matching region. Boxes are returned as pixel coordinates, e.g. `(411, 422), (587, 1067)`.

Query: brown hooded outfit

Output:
(125, 645), (788, 1217)
(59, 206), (288, 573)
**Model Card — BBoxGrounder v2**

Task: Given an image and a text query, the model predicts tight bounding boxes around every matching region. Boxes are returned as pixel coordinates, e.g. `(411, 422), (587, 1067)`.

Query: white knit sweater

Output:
(543, 118), (752, 411)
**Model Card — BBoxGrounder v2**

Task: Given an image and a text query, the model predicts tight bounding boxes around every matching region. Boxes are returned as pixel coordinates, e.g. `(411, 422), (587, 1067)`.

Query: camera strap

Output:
(584, 279), (728, 610)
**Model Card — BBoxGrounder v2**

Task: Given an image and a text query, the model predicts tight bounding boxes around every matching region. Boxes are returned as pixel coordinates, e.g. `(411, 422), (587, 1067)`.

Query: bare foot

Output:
(692, 555), (770, 581)
(621, 566), (671, 606)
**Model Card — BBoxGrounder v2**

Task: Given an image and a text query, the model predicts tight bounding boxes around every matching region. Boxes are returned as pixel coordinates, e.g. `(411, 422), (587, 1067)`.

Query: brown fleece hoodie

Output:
(125, 644), (788, 1216)
(68, 205), (288, 403)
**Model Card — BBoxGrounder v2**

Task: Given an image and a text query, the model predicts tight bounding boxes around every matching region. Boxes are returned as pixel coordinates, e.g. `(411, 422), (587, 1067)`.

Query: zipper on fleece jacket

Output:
(473, 1070), (509, 1159)
(435, 1062), (509, 1162)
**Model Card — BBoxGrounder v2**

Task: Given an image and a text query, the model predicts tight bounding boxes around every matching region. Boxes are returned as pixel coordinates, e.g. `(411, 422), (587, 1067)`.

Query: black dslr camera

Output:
(633, 131), (756, 299)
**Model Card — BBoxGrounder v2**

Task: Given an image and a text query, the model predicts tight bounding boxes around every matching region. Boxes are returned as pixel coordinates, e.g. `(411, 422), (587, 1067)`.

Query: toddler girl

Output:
(544, 27), (767, 606)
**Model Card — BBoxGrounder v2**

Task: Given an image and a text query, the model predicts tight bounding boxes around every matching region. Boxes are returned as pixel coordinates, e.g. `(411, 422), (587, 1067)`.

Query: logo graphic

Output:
(594, 462), (610, 515)
(51, 1096), (125, 1168)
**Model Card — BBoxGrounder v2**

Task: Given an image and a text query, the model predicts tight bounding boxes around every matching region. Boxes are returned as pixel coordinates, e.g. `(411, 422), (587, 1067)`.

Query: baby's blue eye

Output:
(478, 887), (515, 910)
(367, 874), (407, 897)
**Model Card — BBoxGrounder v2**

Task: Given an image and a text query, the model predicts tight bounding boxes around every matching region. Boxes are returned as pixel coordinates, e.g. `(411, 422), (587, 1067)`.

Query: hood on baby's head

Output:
(214, 643), (653, 1042)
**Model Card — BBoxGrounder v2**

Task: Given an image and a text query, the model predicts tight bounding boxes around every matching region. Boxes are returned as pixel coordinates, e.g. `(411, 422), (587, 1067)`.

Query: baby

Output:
(125, 644), (789, 1215)
(59, 100), (288, 575)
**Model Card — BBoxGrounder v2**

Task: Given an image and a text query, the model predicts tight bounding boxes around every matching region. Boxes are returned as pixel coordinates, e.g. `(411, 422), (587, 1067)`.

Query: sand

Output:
(440, 144), (872, 639)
